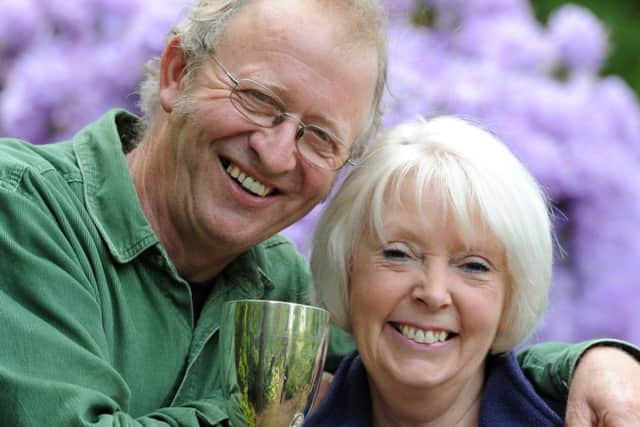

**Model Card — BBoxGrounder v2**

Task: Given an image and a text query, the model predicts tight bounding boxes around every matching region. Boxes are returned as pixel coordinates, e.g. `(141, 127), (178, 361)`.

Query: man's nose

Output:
(248, 118), (299, 174)
(411, 264), (453, 310)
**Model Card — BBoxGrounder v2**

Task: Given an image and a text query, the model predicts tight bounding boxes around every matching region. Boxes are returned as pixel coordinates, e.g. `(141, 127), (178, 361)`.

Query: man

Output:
(0, 0), (638, 425)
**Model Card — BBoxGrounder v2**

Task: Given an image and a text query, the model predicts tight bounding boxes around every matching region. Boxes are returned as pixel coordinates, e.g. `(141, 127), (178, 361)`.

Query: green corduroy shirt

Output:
(0, 110), (635, 426)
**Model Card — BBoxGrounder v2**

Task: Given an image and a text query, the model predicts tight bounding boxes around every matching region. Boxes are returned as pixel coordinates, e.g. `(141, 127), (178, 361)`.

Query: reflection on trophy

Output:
(220, 299), (330, 427)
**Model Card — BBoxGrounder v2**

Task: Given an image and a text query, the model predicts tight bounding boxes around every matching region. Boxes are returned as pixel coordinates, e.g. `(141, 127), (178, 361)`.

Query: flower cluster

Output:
(285, 0), (640, 345)
(1, 0), (639, 344)
(0, 0), (184, 142)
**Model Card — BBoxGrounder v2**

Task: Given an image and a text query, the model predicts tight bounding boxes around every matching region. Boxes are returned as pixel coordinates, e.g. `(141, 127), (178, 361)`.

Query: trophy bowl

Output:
(220, 299), (330, 427)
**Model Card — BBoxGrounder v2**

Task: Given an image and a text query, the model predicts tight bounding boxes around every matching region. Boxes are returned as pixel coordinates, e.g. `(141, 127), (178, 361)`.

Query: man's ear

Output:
(159, 35), (188, 113)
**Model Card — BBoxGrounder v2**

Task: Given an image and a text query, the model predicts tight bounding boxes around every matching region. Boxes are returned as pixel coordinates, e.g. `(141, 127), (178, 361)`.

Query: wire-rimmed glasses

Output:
(212, 54), (352, 171)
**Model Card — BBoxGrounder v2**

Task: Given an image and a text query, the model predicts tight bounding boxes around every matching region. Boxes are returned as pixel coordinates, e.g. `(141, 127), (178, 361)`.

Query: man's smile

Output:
(222, 158), (274, 197)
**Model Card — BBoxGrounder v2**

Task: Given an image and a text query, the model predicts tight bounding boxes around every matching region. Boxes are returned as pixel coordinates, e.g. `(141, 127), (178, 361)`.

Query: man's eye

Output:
(238, 89), (281, 112)
(245, 89), (277, 106)
(307, 129), (340, 155)
(311, 127), (331, 142)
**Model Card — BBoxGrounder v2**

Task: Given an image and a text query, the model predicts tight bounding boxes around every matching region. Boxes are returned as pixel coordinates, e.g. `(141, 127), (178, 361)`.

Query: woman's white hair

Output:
(310, 116), (554, 352)
(137, 0), (388, 156)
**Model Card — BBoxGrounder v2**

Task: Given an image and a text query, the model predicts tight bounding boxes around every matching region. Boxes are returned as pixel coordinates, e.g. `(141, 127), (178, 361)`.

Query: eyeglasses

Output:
(211, 54), (352, 170)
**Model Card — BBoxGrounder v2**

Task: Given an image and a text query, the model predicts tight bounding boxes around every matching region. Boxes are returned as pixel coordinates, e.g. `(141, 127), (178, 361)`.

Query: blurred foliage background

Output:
(534, 0), (640, 95)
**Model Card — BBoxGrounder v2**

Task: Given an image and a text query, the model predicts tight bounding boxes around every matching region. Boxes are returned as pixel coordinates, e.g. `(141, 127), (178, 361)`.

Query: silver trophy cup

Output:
(220, 299), (330, 427)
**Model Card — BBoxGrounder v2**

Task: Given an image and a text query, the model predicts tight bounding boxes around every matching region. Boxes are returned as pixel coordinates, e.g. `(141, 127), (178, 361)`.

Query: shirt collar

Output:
(71, 109), (273, 291)
(73, 109), (158, 263)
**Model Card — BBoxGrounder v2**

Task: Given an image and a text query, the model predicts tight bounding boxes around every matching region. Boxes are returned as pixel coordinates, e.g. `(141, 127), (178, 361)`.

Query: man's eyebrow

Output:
(249, 73), (348, 139)
(247, 73), (287, 96)
(312, 115), (345, 137)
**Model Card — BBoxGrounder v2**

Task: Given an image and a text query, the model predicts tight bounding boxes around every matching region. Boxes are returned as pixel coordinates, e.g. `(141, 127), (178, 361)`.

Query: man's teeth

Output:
(399, 324), (449, 344)
(226, 163), (273, 197)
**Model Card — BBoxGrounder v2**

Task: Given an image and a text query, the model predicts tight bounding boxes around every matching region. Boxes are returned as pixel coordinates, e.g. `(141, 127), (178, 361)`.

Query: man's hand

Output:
(566, 346), (640, 426)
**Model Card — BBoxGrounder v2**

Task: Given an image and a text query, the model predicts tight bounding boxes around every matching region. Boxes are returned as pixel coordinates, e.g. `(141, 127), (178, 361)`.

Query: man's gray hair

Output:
(137, 0), (388, 156)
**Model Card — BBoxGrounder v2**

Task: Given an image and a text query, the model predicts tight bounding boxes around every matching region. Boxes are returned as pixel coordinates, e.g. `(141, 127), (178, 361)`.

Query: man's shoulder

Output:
(0, 109), (134, 195)
(250, 234), (311, 297)
(254, 234), (306, 267)
(259, 234), (299, 251)
(0, 137), (77, 191)
(255, 234), (309, 266)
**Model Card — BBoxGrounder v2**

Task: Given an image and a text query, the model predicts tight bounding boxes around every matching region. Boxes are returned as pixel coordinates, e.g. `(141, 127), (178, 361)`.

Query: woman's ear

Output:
(159, 34), (188, 114)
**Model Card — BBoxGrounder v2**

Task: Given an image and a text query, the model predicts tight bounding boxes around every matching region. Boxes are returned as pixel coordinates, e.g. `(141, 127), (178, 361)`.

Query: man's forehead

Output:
(215, 0), (378, 146)
(219, 0), (342, 50)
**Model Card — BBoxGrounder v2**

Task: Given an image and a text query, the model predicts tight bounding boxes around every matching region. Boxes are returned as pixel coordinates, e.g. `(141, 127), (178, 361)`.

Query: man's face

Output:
(154, 0), (378, 261)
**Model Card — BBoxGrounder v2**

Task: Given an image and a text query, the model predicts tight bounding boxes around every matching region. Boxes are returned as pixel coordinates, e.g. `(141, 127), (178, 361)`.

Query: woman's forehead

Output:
(377, 180), (497, 243)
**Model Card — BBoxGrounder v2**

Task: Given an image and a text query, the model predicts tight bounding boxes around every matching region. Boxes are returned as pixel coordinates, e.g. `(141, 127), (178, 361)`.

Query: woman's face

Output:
(348, 184), (508, 395)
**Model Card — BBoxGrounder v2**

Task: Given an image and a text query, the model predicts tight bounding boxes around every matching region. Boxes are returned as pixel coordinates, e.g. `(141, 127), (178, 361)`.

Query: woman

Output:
(305, 116), (562, 426)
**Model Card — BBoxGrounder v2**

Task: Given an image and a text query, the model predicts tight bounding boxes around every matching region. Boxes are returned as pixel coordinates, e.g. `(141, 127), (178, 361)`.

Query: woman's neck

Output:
(369, 365), (485, 427)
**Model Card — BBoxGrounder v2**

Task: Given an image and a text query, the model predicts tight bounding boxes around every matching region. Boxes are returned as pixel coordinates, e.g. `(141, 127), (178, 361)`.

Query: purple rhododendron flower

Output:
(548, 4), (609, 74)
(450, 15), (556, 72)
(0, 0), (43, 53)
(0, 0), (189, 142)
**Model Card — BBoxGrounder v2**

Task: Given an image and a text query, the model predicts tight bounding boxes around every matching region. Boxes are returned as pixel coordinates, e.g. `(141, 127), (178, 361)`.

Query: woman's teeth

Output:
(394, 323), (450, 344)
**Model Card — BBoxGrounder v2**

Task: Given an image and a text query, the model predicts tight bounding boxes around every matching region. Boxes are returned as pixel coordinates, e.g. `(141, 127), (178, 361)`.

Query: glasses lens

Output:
(230, 80), (283, 127)
(298, 128), (349, 170)
(229, 78), (349, 170)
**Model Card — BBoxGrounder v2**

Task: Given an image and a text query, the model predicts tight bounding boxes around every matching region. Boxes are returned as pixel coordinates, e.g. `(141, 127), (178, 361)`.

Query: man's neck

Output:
(125, 129), (236, 282)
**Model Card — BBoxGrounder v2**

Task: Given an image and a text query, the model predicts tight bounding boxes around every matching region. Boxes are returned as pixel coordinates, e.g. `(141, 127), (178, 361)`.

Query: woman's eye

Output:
(382, 248), (407, 259)
(381, 245), (413, 261)
(461, 259), (491, 273)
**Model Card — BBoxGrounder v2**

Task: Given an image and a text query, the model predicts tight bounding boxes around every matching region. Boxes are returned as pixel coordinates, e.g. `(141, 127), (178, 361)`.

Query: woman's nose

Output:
(411, 265), (452, 310)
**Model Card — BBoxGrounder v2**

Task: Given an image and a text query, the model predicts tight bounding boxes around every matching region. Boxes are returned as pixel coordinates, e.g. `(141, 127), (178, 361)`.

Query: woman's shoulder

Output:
(480, 351), (566, 426)
(303, 351), (372, 427)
